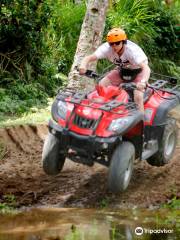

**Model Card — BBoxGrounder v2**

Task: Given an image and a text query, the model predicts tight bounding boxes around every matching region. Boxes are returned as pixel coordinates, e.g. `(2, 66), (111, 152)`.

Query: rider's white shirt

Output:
(94, 40), (148, 65)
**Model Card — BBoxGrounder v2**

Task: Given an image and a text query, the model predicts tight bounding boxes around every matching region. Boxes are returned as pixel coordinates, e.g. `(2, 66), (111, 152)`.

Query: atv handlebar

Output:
(76, 66), (99, 79)
(76, 67), (143, 90)
(84, 70), (99, 79)
(120, 82), (137, 91)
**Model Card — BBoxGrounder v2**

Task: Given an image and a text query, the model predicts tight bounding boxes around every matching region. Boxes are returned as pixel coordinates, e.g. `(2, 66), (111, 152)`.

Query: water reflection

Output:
(0, 208), (179, 240)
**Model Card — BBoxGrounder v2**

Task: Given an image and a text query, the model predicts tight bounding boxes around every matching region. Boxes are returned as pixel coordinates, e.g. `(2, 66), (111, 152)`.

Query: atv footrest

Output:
(142, 140), (158, 160)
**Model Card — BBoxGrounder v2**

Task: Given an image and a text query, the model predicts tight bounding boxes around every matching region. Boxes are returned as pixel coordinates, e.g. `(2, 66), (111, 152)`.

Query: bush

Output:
(0, 0), (86, 114)
(0, 0), (51, 81)
(0, 82), (48, 114)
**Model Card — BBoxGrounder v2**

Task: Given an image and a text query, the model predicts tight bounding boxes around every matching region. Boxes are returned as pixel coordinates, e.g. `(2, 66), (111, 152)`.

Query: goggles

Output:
(109, 41), (122, 46)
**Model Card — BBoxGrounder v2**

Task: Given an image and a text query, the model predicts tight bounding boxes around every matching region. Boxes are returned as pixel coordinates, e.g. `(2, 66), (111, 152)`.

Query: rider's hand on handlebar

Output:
(79, 67), (87, 75)
(136, 82), (146, 91)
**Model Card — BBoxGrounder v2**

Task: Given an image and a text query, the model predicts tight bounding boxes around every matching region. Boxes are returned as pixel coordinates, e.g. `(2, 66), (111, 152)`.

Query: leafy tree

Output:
(44, 0), (86, 75)
(0, 0), (51, 84)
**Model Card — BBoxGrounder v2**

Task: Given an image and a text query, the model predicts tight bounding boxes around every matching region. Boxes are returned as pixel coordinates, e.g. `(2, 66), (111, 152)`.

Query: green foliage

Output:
(0, 1), (84, 115)
(99, 197), (110, 208)
(3, 194), (16, 205)
(64, 225), (82, 240)
(150, 59), (180, 79)
(0, 0), (55, 114)
(0, 203), (13, 214)
(0, 0), (51, 80)
(0, 194), (17, 214)
(107, 0), (158, 41)
(0, 82), (49, 114)
(45, 0), (86, 74)
(162, 197), (180, 210)
(152, 10), (179, 59)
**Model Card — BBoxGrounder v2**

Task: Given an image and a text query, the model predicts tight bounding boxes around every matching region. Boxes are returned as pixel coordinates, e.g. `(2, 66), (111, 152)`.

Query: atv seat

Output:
(143, 88), (153, 103)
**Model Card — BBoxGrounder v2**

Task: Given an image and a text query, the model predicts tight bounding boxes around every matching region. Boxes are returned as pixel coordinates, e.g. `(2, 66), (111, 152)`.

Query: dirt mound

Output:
(0, 124), (179, 209)
(0, 124), (47, 153)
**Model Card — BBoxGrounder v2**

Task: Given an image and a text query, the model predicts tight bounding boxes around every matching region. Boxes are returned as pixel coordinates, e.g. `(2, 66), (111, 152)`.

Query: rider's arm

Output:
(138, 61), (151, 84)
(135, 61), (150, 91)
(79, 54), (98, 74)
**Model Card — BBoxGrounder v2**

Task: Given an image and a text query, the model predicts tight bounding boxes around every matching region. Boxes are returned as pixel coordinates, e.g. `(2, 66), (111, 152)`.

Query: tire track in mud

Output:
(0, 124), (47, 153)
(0, 124), (102, 207)
(0, 124), (50, 206)
(0, 123), (180, 208)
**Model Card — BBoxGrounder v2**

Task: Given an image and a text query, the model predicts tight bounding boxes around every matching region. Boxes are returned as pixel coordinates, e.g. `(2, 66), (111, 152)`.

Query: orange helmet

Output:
(106, 28), (127, 43)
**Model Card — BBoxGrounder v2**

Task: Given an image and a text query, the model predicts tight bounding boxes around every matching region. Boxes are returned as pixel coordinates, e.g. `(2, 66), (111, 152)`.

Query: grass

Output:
(162, 197), (180, 210)
(0, 203), (15, 214)
(0, 98), (52, 128)
(0, 194), (17, 214)
(99, 197), (110, 209)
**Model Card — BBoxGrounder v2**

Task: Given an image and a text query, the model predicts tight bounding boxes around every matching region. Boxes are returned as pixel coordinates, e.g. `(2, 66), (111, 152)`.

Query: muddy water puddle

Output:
(0, 207), (179, 240)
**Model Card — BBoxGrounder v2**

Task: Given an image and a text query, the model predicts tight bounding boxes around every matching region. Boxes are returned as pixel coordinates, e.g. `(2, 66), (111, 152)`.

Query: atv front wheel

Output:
(147, 117), (177, 166)
(42, 132), (65, 175)
(108, 142), (135, 193)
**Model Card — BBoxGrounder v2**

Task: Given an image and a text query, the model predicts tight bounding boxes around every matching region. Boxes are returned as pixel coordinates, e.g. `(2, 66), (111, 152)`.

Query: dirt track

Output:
(0, 123), (179, 209)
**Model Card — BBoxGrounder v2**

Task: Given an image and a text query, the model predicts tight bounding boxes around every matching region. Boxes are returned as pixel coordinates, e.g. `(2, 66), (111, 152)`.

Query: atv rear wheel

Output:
(108, 142), (135, 193)
(42, 132), (65, 175)
(147, 117), (177, 166)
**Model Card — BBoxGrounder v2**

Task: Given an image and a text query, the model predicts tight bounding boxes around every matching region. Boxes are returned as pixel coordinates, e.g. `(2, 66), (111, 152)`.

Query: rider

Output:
(79, 27), (151, 113)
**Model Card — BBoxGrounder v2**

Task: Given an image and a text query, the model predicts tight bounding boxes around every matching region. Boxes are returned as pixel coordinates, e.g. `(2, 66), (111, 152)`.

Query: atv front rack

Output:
(150, 72), (180, 91)
(57, 90), (138, 115)
(150, 72), (178, 85)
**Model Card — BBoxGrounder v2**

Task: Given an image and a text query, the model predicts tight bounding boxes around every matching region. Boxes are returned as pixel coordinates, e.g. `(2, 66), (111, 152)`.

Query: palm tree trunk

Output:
(68, 0), (109, 91)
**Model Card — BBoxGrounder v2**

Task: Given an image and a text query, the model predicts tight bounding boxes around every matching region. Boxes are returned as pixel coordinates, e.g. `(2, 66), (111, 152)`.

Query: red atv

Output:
(42, 69), (180, 193)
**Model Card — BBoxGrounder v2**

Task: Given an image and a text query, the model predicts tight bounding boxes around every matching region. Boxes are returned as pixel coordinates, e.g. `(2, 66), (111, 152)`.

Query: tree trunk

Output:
(68, 0), (109, 91)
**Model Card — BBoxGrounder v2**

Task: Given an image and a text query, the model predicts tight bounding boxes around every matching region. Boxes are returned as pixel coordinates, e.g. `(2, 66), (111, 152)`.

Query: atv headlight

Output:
(57, 100), (67, 120)
(108, 116), (134, 134)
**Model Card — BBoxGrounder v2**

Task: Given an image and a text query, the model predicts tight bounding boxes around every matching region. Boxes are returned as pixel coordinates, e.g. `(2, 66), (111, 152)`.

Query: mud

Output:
(0, 123), (179, 209)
